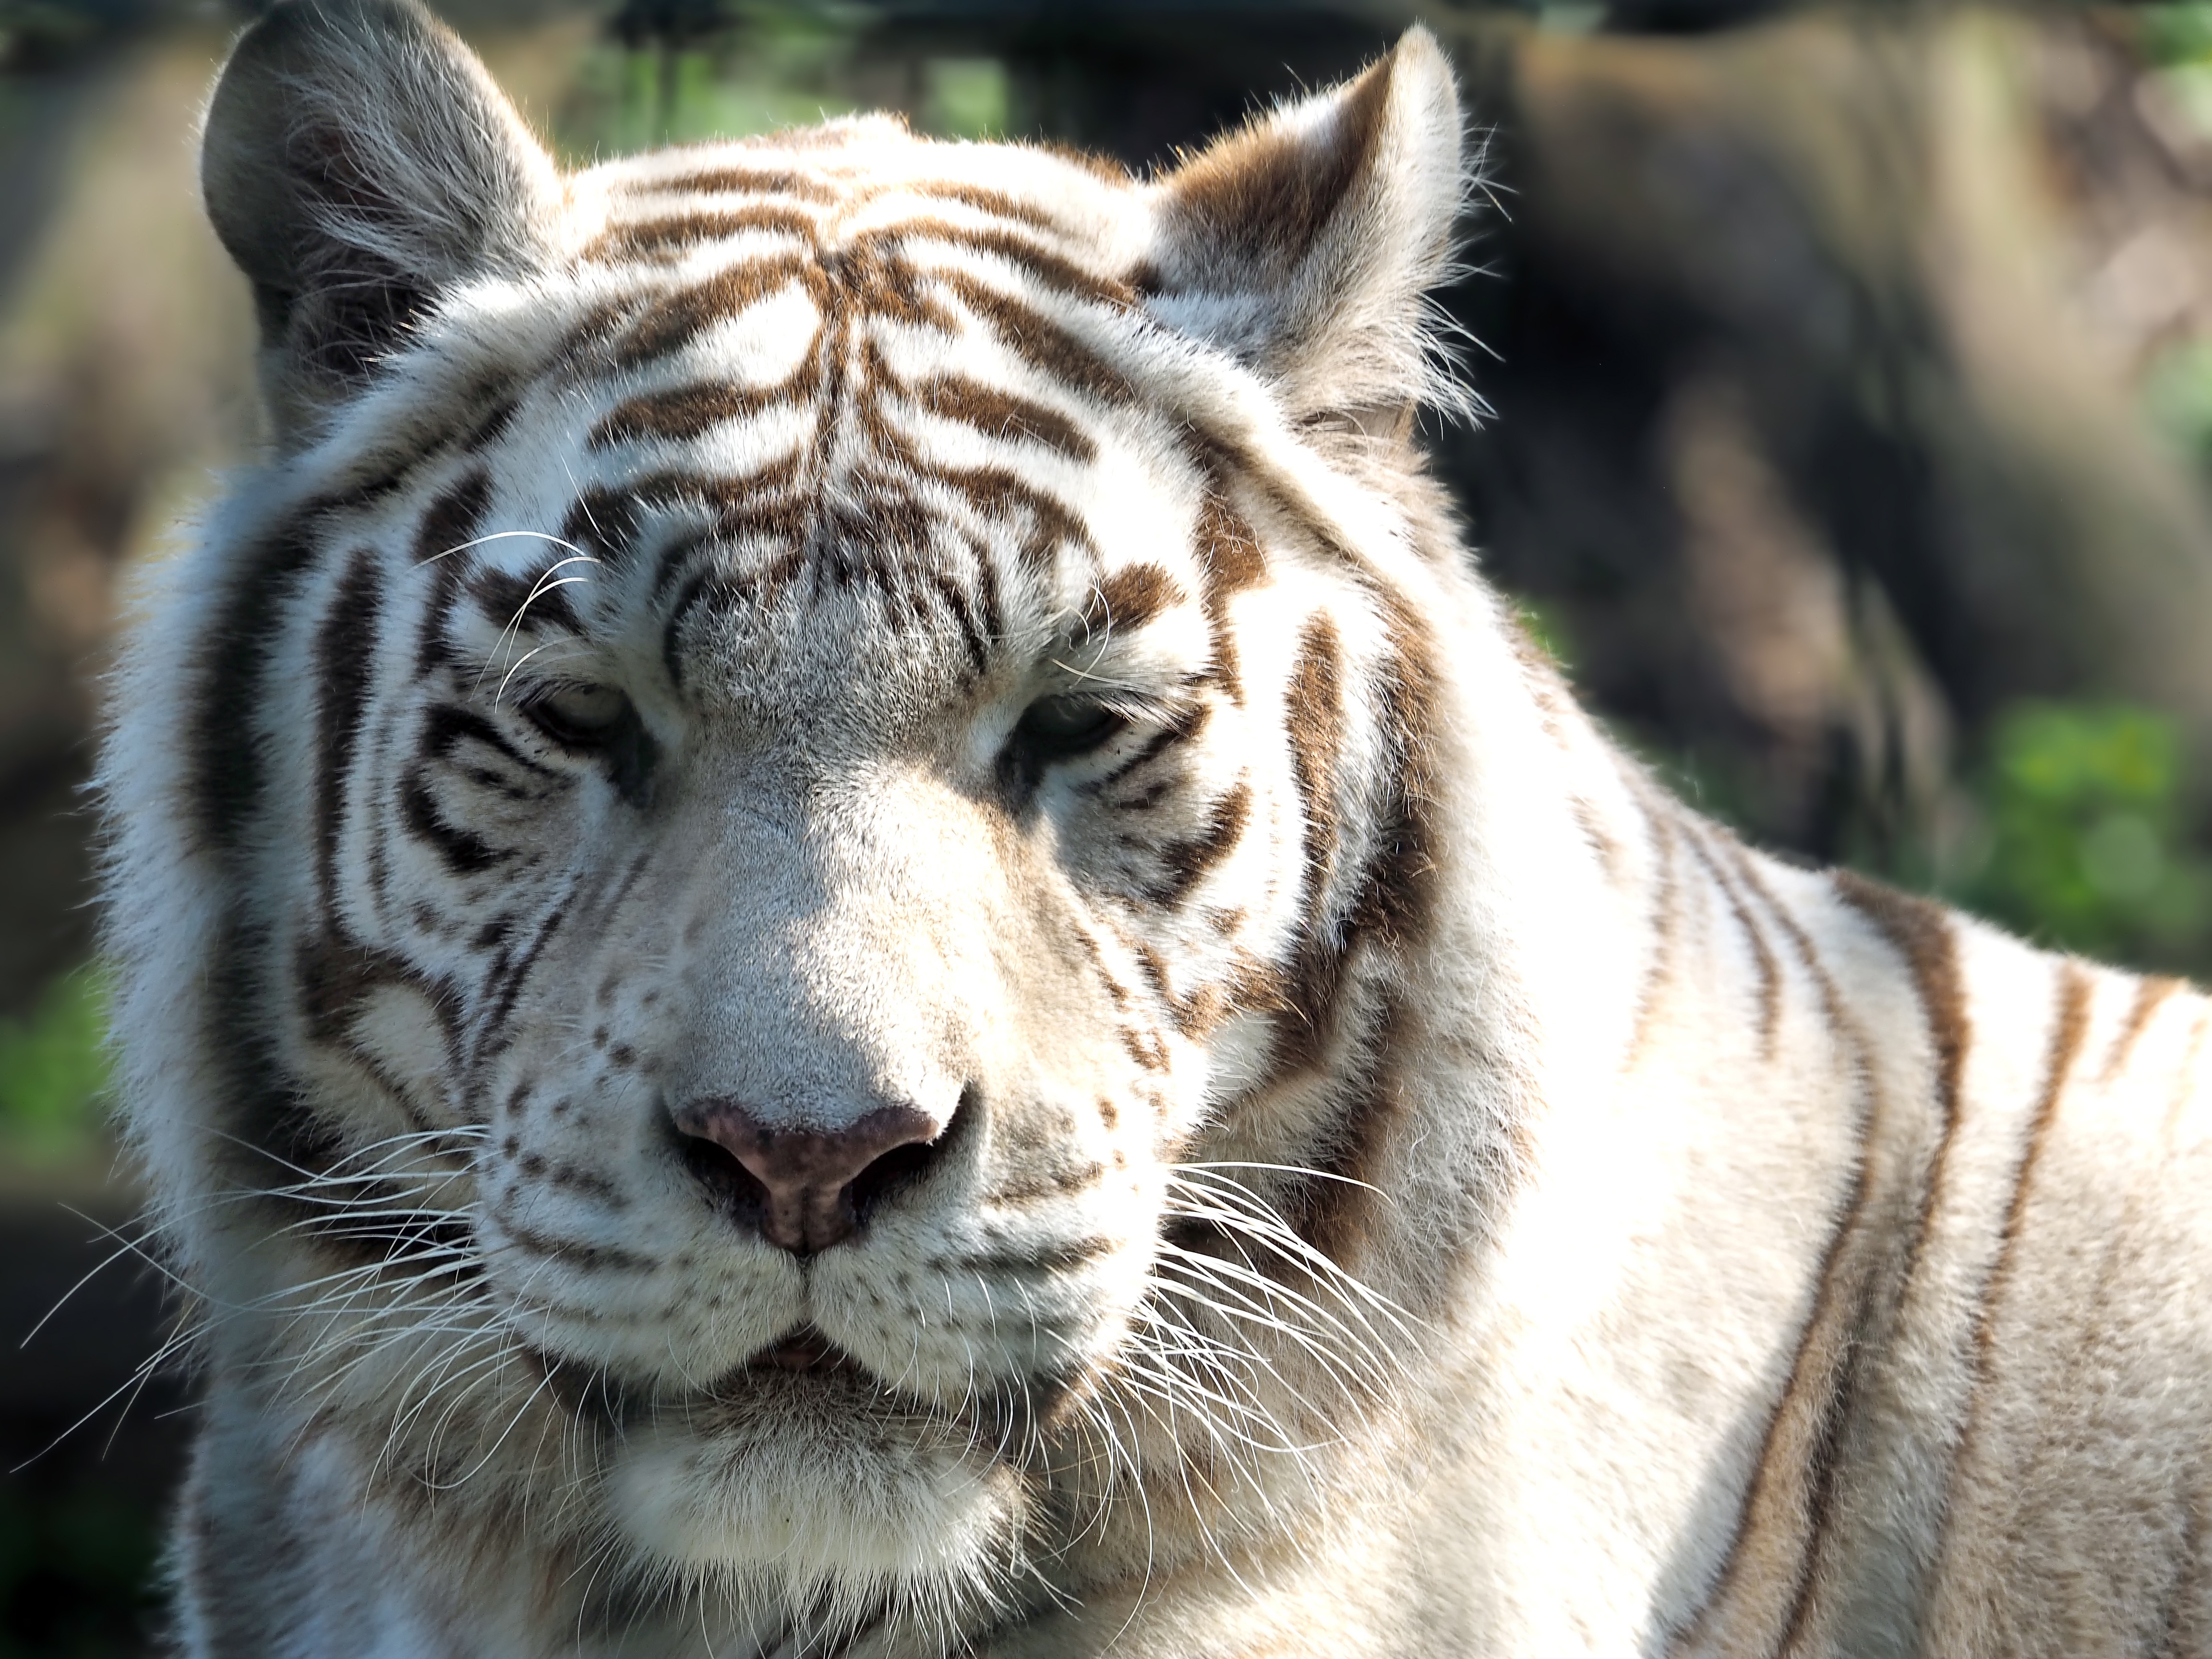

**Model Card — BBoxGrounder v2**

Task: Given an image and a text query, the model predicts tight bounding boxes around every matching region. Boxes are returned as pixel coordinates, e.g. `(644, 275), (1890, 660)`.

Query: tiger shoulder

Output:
(97, 0), (2212, 1653)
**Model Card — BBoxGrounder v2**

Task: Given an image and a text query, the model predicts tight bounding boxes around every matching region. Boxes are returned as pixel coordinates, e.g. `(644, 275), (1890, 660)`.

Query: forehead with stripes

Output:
(182, 0), (1466, 1611)
(445, 164), (1229, 750)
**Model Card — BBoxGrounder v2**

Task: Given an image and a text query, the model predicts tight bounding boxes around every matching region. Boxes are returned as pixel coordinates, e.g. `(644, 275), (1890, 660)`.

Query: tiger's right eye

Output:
(524, 684), (632, 749)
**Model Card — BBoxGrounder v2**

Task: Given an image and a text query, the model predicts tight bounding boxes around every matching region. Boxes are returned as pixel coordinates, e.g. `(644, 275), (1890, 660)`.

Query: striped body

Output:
(99, 5), (2212, 1655)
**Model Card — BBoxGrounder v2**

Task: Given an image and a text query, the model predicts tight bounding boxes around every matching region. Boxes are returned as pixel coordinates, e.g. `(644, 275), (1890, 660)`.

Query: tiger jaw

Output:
(608, 1384), (1024, 1596)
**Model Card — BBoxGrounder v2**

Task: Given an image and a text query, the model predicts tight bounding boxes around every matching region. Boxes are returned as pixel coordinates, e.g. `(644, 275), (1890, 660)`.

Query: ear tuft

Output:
(202, 0), (560, 442)
(1142, 27), (1467, 427)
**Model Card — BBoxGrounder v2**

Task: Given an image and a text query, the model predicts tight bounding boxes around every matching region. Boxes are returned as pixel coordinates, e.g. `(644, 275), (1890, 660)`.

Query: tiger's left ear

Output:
(1141, 27), (1465, 429)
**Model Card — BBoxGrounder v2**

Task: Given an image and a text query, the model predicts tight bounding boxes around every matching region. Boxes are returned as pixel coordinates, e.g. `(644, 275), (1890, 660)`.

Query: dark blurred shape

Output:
(0, 1188), (183, 1658)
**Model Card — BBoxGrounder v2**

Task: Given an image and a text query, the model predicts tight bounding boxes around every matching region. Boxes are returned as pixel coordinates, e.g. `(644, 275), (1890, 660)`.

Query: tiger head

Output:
(110, 0), (1555, 1639)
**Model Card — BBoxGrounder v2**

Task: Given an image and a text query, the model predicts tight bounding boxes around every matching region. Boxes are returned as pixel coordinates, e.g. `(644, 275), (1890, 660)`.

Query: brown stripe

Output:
(938, 270), (1134, 407)
(606, 255), (817, 370)
(2103, 974), (2184, 1085)
(1075, 564), (1184, 643)
(872, 217), (1132, 310)
(1974, 962), (2092, 1373)
(1917, 962), (2096, 1611)
(1685, 826), (1782, 1062)
(617, 166), (839, 202)
(867, 421), (1098, 571)
(589, 374), (811, 449)
(1196, 492), (1264, 705)
(1149, 782), (1252, 908)
(585, 204), (817, 261)
(1666, 847), (1890, 1656)
(1622, 792), (1683, 1067)
(1296, 593), (1443, 1257)
(900, 181), (1064, 232)
(1663, 849), (1911, 1654)
(911, 373), (1096, 462)
(1833, 870), (1970, 1277)
(2165, 1010), (2211, 1146)
(1283, 616), (1343, 908)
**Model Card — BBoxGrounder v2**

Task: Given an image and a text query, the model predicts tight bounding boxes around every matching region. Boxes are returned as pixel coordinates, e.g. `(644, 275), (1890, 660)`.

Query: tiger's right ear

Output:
(202, 0), (561, 444)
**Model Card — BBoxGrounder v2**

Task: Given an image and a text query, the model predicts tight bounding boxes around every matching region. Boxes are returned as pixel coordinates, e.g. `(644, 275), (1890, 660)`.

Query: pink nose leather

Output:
(672, 1097), (937, 1254)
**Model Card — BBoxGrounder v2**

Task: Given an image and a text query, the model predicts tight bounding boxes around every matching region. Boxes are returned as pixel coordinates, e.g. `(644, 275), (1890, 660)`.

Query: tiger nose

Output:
(671, 1096), (939, 1255)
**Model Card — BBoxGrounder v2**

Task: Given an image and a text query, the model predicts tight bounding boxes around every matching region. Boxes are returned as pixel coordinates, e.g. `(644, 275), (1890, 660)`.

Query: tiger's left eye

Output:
(525, 684), (632, 748)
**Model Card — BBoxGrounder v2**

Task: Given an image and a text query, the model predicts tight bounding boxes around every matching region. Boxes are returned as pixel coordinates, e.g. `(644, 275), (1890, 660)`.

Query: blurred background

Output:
(7, 0), (2212, 1648)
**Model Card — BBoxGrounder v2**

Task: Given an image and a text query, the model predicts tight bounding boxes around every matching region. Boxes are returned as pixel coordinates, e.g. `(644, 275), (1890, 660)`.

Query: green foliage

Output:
(2143, 337), (2212, 466)
(0, 963), (111, 1166)
(2137, 4), (2212, 70)
(1939, 702), (2212, 967)
(554, 6), (1013, 160)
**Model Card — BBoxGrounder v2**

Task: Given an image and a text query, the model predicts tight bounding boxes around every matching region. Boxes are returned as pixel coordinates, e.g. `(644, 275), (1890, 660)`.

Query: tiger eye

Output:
(1013, 694), (1125, 761)
(525, 683), (632, 748)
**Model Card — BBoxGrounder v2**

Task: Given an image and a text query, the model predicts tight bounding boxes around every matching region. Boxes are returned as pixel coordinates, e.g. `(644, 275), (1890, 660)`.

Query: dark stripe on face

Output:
(410, 471), (491, 675)
(1075, 565), (1183, 644)
(562, 489), (642, 567)
(313, 547), (384, 918)
(1284, 613), (1344, 899)
(586, 204), (819, 261)
(868, 218), (1133, 310)
(1294, 593), (1444, 1257)
(1196, 494), (1266, 704)
(901, 182), (1064, 232)
(608, 256), (818, 370)
(589, 374), (814, 450)
(938, 271), (1134, 407)
(914, 373), (1097, 463)
(468, 563), (581, 637)
(618, 167), (840, 201)
(1149, 782), (1251, 908)
(398, 767), (509, 876)
(487, 1203), (656, 1275)
(192, 518), (324, 850)
(420, 703), (558, 782)
(1093, 704), (1210, 793)
(296, 931), (465, 1104)
(472, 880), (579, 1070)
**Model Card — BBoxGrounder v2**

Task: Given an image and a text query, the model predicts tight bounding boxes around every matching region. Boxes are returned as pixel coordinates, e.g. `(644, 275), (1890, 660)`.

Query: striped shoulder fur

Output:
(100, 1), (2212, 1654)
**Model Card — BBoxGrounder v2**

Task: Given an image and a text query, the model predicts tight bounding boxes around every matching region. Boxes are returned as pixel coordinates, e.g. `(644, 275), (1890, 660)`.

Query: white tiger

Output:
(100, 1), (2212, 1654)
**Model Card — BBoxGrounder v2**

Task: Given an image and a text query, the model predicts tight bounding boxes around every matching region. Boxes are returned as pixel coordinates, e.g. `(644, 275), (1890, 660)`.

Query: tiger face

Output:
(124, 0), (1475, 1634)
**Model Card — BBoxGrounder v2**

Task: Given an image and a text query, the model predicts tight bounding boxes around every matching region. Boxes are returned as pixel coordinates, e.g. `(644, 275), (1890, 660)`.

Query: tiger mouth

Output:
(518, 1323), (878, 1422)
(748, 1324), (866, 1379)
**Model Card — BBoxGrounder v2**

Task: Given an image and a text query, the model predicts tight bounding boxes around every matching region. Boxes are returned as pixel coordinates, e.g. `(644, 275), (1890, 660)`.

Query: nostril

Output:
(670, 1089), (967, 1254)
(847, 1082), (974, 1226)
(677, 1131), (773, 1227)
